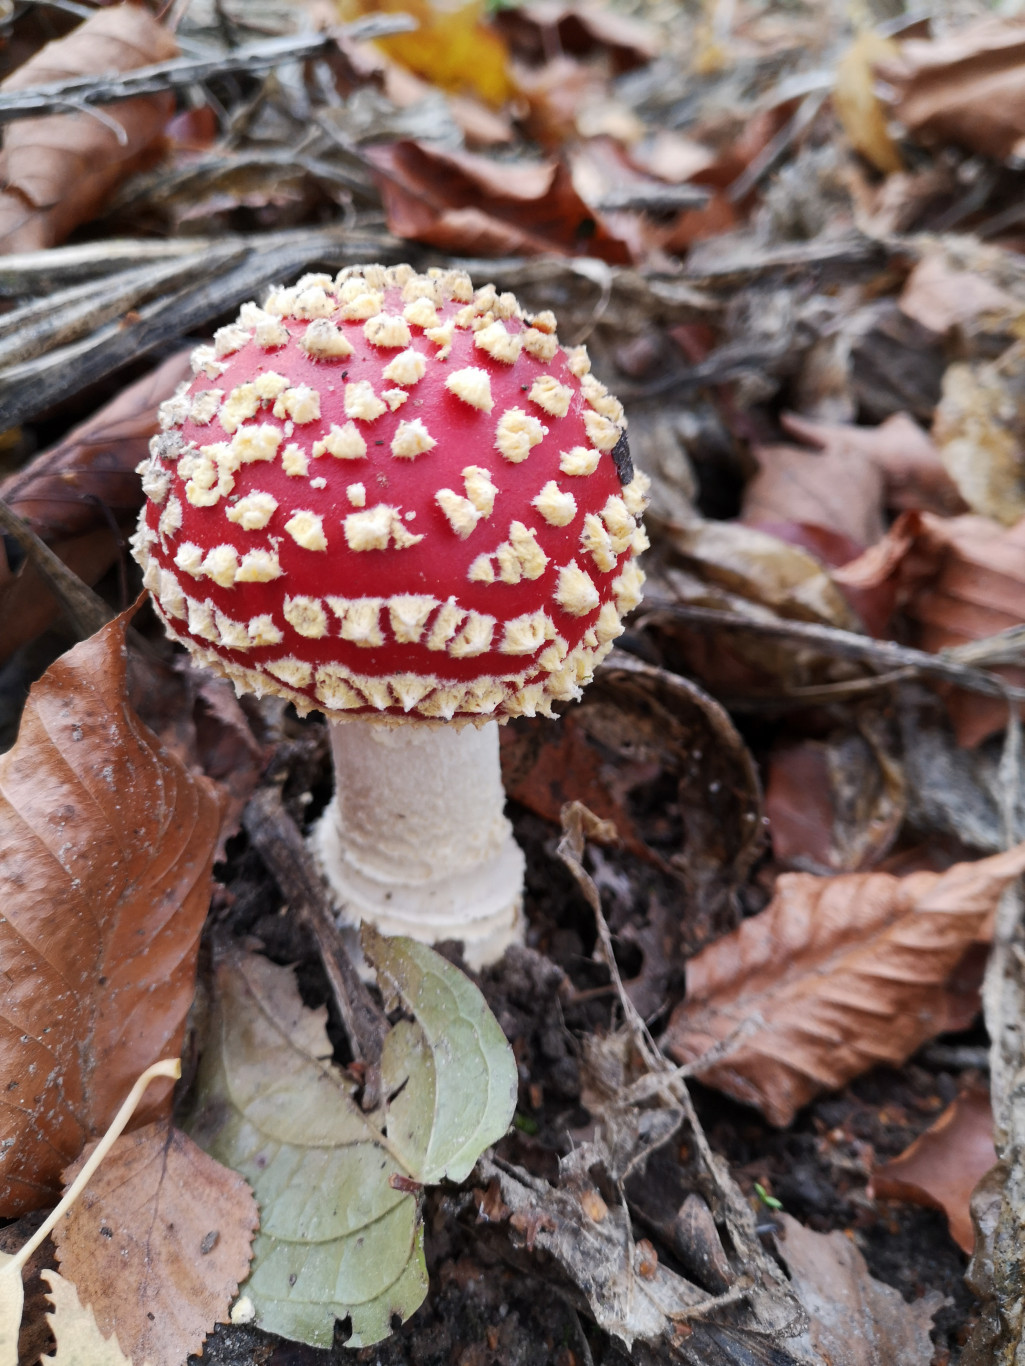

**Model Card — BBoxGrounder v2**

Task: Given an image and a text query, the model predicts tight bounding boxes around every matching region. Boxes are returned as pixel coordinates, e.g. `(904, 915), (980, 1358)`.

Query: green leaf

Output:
(186, 935), (517, 1349)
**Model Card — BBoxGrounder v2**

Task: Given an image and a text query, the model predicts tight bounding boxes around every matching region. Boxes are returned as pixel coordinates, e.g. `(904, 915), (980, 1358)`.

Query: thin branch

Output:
(0, 16), (417, 123)
(0, 497), (114, 640)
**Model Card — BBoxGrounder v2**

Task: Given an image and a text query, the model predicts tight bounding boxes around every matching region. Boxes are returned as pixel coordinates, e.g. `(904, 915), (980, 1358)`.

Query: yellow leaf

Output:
(834, 30), (902, 174)
(42, 1272), (135, 1366)
(339, 0), (512, 107)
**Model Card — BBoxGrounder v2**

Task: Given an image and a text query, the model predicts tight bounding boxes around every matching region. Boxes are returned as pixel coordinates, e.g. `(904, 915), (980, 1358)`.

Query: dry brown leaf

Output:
(742, 439), (886, 551)
(0, 351), (193, 663)
(54, 1121), (257, 1366)
(775, 1213), (944, 1365)
(495, 2), (656, 76)
(0, 5), (178, 252)
(664, 844), (1025, 1126)
(0, 612), (223, 1215)
(365, 138), (631, 261)
(870, 1084), (996, 1254)
(899, 251), (1020, 338)
(882, 18), (1025, 162)
(933, 345), (1025, 526)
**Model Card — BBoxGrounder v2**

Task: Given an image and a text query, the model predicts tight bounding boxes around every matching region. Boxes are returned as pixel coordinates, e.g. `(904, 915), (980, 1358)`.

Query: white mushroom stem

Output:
(312, 719), (526, 969)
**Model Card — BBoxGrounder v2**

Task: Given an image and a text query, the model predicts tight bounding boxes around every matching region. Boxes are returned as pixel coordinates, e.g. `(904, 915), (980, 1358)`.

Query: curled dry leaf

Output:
(54, 1121), (258, 1366)
(664, 843), (1025, 1126)
(882, 19), (1025, 162)
(0, 4), (178, 252)
(870, 1084), (996, 1254)
(775, 1213), (945, 1365)
(365, 139), (631, 261)
(0, 611), (223, 1214)
(0, 350), (193, 664)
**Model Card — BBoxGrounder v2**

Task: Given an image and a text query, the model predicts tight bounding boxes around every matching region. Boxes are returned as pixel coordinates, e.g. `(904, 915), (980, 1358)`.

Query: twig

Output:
(242, 786), (386, 1077)
(0, 498), (114, 640)
(643, 600), (1025, 705)
(0, 16), (417, 123)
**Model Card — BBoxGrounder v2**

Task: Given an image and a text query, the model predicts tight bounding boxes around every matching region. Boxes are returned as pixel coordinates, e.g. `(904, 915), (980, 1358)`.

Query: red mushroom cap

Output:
(132, 264), (649, 722)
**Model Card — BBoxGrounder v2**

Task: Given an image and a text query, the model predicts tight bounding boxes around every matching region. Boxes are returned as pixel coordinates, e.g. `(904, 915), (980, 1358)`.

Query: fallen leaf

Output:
(933, 344), (1025, 526)
(0, 5), (178, 252)
(187, 931), (517, 1350)
(775, 1213), (945, 1364)
(742, 438), (887, 551)
(42, 1270), (131, 1366)
(0, 612), (223, 1214)
(834, 31), (902, 174)
(365, 139), (631, 261)
(899, 250), (1021, 338)
(883, 18), (1025, 162)
(0, 350), (193, 664)
(870, 1084), (996, 1254)
(664, 843), (1025, 1125)
(54, 1122), (257, 1366)
(495, 3), (656, 76)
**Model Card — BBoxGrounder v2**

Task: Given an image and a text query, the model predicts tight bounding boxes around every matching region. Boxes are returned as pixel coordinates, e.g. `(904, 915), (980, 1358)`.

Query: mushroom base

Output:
(312, 717), (526, 969)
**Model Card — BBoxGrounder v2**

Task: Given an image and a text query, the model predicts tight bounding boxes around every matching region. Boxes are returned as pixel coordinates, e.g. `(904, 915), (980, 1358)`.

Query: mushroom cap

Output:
(132, 264), (649, 723)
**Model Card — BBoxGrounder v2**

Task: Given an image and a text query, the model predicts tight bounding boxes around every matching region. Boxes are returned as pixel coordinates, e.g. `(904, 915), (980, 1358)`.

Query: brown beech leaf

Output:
(664, 844), (1025, 1126)
(0, 350), (193, 663)
(899, 250), (1020, 338)
(0, 5), (178, 252)
(54, 1121), (257, 1366)
(775, 1213), (944, 1365)
(365, 139), (631, 261)
(870, 1084), (996, 1254)
(0, 612), (223, 1215)
(882, 19), (1025, 162)
(742, 438), (887, 551)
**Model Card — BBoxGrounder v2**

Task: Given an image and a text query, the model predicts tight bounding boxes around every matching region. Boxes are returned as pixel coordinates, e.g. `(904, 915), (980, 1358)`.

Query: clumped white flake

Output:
(255, 317), (290, 348)
(158, 496), (183, 540)
(339, 291), (384, 321)
(227, 491), (278, 530)
(632, 523), (651, 554)
(189, 389), (223, 425)
(390, 673), (435, 712)
(443, 270), (474, 303)
(583, 409), (620, 451)
(474, 320), (522, 365)
(612, 559), (645, 613)
(533, 481), (577, 527)
(248, 614), (283, 647)
(273, 385), (321, 425)
(216, 611), (251, 650)
(538, 637), (569, 671)
(391, 418), (437, 460)
(282, 443), (309, 477)
(436, 488), (482, 538)
(357, 676), (392, 710)
(622, 471), (651, 517)
(174, 541), (204, 578)
(186, 597), (219, 642)
(388, 595), (438, 643)
(284, 595), (329, 638)
(446, 367), (493, 412)
(293, 286), (335, 320)
(418, 684), (468, 720)
(252, 372), (290, 402)
(449, 611), (496, 657)
(559, 445), (601, 477)
(564, 345), (591, 377)
(521, 328), (559, 362)
(601, 495), (635, 553)
(426, 600), (465, 652)
(463, 679), (507, 714)
(400, 272), (439, 302)
(364, 313), (412, 349)
(582, 373), (625, 425)
(300, 318), (355, 359)
(403, 297), (440, 329)
(462, 466), (497, 517)
(495, 291), (519, 320)
(236, 549), (282, 582)
(295, 272), (335, 290)
(313, 423), (367, 461)
(213, 324), (250, 358)
(425, 321), (455, 358)
(502, 682), (547, 718)
(142, 557), (160, 594)
(220, 384), (260, 433)
(382, 389), (408, 412)
(468, 553), (495, 584)
(529, 375), (573, 419)
(140, 461), (171, 504)
(158, 389), (191, 430)
(382, 348), (427, 387)
(285, 509), (327, 551)
(314, 665), (364, 711)
(158, 569), (186, 619)
(555, 561), (600, 616)
(343, 504), (422, 552)
(496, 521), (548, 583)
(344, 380), (388, 422)
(529, 310), (557, 334)
(263, 286), (297, 317)
(265, 656), (314, 688)
(232, 423), (282, 464)
(347, 482), (366, 507)
(500, 611), (550, 655)
(494, 408), (545, 464)
(328, 597), (385, 648)
(596, 600), (625, 645)
(581, 513), (616, 571)
(190, 344), (227, 380)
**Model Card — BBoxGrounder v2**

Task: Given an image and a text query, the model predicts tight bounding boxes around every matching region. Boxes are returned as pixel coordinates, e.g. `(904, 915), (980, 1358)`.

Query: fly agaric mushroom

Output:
(131, 264), (649, 967)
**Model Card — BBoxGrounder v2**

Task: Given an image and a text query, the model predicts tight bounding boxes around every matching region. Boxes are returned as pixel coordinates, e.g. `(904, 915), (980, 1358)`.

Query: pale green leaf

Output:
(187, 936), (517, 1349)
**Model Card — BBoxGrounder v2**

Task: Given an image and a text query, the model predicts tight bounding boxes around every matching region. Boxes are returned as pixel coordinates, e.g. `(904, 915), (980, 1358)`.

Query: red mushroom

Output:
(131, 264), (649, 967)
